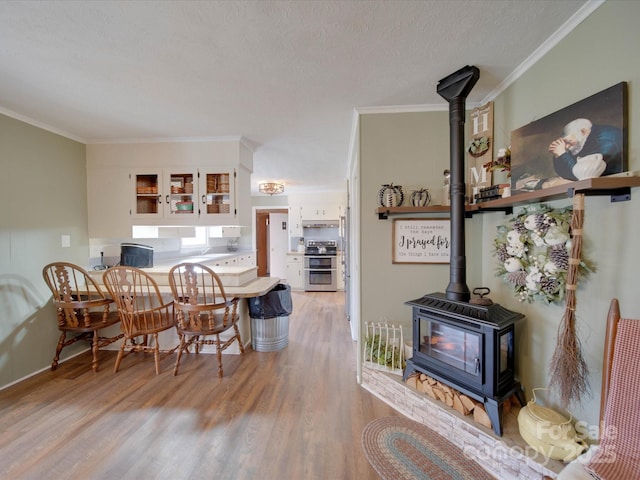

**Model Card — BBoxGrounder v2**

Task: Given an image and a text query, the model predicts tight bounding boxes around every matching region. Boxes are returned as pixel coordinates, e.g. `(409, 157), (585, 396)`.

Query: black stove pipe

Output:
(436, 66), (480, 303)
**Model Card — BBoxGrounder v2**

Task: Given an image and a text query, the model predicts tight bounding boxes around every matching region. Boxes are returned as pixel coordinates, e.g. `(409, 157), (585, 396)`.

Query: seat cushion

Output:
(557, 446), (599, 480)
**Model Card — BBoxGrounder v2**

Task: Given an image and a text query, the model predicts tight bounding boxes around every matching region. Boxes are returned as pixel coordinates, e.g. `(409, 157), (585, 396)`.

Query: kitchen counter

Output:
(91, 270), (279, 299)
(91, 254), (259, 288)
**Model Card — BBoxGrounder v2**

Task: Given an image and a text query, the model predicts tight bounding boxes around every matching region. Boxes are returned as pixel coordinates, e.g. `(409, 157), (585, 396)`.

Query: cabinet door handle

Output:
(157, 195), (162, 204)
(201, 194), (206, 204)
(165, 195), (170, 204)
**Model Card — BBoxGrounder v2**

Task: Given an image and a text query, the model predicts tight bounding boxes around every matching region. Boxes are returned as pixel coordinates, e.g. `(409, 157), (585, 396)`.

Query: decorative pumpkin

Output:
(410, 188), (431, 207)
(378, 183), (404, 207)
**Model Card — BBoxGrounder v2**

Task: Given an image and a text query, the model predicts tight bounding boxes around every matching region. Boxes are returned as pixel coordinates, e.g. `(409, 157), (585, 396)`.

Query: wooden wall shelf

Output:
(376, 176), (640, 219)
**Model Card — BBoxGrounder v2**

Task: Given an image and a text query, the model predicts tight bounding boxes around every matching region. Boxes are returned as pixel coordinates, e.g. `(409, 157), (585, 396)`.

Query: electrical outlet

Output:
(61, 235), (71, 248)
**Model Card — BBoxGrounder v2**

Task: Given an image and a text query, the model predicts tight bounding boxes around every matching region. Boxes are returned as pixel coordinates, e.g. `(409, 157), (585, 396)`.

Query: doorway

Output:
(256, 209), (288, 277)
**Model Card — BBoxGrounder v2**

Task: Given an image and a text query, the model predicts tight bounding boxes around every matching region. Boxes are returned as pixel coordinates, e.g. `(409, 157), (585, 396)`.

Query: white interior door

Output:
(269, 213), (289, 280)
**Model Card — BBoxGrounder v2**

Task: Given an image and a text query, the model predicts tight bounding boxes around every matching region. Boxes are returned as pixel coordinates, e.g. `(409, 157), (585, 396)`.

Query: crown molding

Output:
(0, 106), (86, 143)
(481, 0), (606, 104)
(355, 103), (447, 115)
(85, 134), (250, 146)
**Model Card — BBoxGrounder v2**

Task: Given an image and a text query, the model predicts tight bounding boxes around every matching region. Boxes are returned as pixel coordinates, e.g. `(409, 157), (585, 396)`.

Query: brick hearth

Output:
(361, 366), (565, 479)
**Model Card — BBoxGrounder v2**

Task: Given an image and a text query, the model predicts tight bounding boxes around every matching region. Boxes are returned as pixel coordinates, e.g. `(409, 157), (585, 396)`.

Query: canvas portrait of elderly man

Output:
(549, 118), (623, 181)
(510, 82), (627, 194)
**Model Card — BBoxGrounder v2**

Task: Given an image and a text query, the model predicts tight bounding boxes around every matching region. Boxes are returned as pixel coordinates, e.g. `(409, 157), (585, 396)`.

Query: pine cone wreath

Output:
(506, 270), (527, 286)
(540, 278), (560, 295)
(513, 219), (528, 234)
(550, 244), (569, 270)
(535, 213), (556, 236)
(496, 243), (509, 262)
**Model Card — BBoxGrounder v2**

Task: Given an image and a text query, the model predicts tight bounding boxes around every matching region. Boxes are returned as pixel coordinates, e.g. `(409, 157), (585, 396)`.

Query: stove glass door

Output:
(420, 319), (482, 377)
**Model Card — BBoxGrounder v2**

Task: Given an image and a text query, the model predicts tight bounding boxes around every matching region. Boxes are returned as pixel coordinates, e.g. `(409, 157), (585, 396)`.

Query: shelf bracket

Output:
(610, 188), (631, 202)
(378, 210), (389, 220)
(568, 186), (631, 202)
(472, 205), (513, 216)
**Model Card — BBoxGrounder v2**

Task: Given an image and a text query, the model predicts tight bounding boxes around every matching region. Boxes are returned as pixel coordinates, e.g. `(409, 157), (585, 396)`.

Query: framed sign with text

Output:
(392, 218), (450, 264)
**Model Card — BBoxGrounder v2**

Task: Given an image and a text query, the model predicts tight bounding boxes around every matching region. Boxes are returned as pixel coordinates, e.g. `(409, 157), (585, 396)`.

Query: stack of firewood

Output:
(405, 372), (514, 430)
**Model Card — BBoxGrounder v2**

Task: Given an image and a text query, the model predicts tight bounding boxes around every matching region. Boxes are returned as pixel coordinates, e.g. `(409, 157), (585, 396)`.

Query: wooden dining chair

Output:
(168, 262), (244, 377)
(42, 262), (122, 372)
(556, 298), (640, 479)
(102, 266), (178, 375)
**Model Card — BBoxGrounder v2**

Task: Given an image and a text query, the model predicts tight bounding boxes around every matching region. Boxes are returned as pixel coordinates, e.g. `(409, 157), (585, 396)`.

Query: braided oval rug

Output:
(362, 416), (495, 480)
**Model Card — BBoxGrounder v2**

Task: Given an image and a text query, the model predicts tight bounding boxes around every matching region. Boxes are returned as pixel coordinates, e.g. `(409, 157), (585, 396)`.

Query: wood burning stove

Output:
(404, 293), (524, 436)
(402, 66), (525, 437)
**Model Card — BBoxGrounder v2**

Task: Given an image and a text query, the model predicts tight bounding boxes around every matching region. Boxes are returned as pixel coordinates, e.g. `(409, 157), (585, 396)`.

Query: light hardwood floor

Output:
(0, 291), (400, 479)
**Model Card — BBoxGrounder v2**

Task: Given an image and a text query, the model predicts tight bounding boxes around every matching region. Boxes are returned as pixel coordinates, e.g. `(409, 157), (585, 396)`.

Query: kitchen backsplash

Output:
(290, 226), (341, 251)
(88, 235), (250, 270)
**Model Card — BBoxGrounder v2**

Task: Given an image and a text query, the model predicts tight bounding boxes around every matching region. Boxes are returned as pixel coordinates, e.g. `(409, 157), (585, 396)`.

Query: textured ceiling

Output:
(0, 0), (595, 194)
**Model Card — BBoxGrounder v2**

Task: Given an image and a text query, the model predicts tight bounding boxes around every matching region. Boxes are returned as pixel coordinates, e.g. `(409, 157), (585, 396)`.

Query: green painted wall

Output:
(488, 0), (640, 430)
(0, 114), (88, 387)
(360, 0), (640, 432)
(359, 111), (484, 348)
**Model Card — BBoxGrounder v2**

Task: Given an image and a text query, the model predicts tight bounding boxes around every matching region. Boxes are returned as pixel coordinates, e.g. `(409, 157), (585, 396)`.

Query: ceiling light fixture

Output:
(259, 182), (285, 195)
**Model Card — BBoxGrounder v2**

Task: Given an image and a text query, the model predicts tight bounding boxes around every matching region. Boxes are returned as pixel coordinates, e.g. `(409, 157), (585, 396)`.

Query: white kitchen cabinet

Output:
(87, 167), (132, 238)
(208, 225), (241, 238)
(198, 169), (236, 223)
(87, 140), (252, 238)
(300, 202), (341, 221)
(286, 254), (304, 290)
(236, 252), (255, 267)
(211, 253), (254, 268)
(211, 255), (238, 267)
(288, 204), (303, 236)
(132, 168), (199, 224)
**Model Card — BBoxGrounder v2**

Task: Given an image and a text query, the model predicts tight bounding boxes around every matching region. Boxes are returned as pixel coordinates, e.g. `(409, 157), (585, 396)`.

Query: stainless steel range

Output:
(304, 240), (337, 292)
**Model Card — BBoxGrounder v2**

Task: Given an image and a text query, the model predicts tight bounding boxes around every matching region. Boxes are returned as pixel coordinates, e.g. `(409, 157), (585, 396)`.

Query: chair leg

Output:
(153, 333), (161, 375)
(233, 323), (245, 354)
(91, 330), (100, 373)
(174, 335), (186, 376)
(215, 334), (223, 377)
(114, 337), (127, 373)
(51, 331), (67, 371)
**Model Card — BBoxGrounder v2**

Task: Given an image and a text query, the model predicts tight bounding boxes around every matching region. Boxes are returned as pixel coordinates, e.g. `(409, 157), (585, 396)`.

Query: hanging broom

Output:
(549, 193), (590, 407)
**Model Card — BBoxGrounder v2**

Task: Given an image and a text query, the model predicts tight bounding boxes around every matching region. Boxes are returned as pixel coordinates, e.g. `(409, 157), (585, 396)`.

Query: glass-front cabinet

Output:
(87, 139), (252, 235)
(198, 169), (236, 222)
(132, 168), (198, 222)
(133, 171), (160, 216)
(166, 172), (196, 217)
(132, 167), (236, 224)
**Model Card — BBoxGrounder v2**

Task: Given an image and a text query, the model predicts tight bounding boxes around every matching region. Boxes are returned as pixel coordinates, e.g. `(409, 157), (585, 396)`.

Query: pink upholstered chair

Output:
(557, 299), (640, 479)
